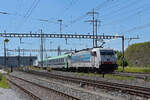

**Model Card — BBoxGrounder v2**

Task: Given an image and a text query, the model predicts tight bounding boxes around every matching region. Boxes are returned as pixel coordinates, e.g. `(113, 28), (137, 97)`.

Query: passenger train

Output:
(35, 48), (118, 73)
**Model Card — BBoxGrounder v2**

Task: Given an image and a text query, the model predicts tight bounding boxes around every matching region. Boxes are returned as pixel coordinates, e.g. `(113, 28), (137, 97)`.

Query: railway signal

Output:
(4, 38), (9, 43)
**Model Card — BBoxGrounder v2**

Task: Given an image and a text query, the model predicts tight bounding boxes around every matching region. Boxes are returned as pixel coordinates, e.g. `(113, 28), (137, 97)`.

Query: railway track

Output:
(7, 76), (42, 100)
(7, 74), (80, 100)
(22, 70), (150, 99)
(112, 72), (150, 80)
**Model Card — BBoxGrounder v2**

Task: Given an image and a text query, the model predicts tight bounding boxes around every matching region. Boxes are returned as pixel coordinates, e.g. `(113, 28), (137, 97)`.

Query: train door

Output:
(91, 51), (97, 68)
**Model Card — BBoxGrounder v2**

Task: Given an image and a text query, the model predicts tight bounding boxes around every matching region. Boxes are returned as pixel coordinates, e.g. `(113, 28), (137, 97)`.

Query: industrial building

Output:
(0, 56), (37, 68)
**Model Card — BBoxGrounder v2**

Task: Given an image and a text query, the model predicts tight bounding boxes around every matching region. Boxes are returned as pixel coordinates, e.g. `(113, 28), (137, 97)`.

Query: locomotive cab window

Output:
(100, 50), (114, 55)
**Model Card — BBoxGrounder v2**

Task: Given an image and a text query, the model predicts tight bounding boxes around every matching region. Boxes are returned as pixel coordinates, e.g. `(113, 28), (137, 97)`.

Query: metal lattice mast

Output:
(86, 9), (99, 47)
(40, 29), (44, 67)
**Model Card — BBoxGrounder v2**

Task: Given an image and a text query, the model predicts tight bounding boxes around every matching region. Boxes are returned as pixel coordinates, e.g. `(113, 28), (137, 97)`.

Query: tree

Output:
(115, 50), (128, 67)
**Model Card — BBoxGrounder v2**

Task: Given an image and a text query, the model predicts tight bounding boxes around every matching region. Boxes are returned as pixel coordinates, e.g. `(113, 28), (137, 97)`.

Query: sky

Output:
(0, 0), (150, 58)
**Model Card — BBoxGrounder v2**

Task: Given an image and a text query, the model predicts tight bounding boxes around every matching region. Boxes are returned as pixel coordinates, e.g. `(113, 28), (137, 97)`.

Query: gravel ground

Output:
(11, 71), (146, 100)
(0, 87), (24, 100)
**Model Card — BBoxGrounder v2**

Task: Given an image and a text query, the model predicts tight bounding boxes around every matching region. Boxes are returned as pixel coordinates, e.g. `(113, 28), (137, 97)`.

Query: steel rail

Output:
(105, 71), (150, 81)
(7, 77), (42, 100)
(23, 70), (150, 98)
(110, 72), (149, 80)
(8, 74), (80, 100)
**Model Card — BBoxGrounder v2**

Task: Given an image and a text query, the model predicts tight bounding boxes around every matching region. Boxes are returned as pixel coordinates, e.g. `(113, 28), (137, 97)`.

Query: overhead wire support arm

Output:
(125, 35), (140, 46)
(7, 49), (75, 52)
(125, 35), (140, 40)
(0, 33), (122, 39)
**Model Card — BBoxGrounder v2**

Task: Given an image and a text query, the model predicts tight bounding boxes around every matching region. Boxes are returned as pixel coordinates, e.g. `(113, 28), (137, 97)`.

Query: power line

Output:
(61, 0), (80, 16)
(95, 0), (115, 11)
(102, 2), (150, 26)
(23, 0), (37, 18)
(24, 0), (40, 19)
(124, 22), (150, 33)
(107, 5), (150, 33)
(101, 0), (140, 20)
(16, 0), (40, 31)
(64, 0), (114, 29)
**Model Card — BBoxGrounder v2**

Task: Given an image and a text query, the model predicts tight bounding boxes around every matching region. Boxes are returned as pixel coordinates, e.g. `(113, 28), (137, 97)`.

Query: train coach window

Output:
(61, 58), (64, 62)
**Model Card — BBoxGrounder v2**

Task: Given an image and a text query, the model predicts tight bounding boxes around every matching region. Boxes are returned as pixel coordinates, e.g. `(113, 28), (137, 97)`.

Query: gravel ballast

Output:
(10, 71), (146, 100)
(49, 70), (150, 88)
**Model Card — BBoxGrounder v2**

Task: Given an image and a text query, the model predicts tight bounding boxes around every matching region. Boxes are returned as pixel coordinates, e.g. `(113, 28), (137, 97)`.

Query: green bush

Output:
(115, 50), (128, 67)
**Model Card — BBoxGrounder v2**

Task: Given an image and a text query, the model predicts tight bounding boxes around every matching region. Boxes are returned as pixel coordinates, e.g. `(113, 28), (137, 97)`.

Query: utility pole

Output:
(58, 19), (67, 44)
(40, 29), (44, 67)
(4, 41), (6, 68)
(22, 49), (25, 67)
(30, 53), (32, 67)
(122, 35), (139, 71)
(18, 47), (21, 67)
(57, 46), (61, 56)
(58, 19), (63, 34)
(4, 38), (9, 68)
(86, 9), (99, 47)
(95, 19), (100, 47)
(122, 36), (125, 71)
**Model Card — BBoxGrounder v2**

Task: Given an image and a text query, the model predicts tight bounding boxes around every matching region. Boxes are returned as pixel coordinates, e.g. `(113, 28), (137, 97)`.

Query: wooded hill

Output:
(125, 41), (150, 67)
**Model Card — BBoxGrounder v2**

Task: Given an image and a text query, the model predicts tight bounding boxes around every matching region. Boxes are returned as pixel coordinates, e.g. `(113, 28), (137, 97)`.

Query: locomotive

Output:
(35, 47), (118, 73)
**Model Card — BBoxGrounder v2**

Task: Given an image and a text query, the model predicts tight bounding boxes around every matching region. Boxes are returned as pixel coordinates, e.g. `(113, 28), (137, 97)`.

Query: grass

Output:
(77, 72), (135, 80)
(104, 74), (135, 80)
(0, 74), (10, 89)
(116, 66), (150, 73)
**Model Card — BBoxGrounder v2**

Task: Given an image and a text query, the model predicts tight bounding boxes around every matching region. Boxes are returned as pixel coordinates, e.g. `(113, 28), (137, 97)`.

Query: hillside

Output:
(125, 41), (150, 67)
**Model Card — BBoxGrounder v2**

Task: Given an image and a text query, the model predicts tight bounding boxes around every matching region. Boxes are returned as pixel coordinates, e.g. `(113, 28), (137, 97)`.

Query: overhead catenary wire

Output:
(61, 0), (80, 16)
(101, 4), (150, 34)
(23, 0), (40, 24)
(102, 1), (150, 26)
(23, 0), (37, 18)
(63, 0), (114, 29)
(100, 0), (140, 20)
(124, 22), (150, 33)
(15, 0), (40, 31)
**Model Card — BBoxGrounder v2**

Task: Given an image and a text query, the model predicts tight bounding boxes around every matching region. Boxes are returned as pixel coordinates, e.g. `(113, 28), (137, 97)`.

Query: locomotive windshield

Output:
(100, 50), (114, 55)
